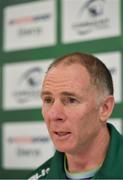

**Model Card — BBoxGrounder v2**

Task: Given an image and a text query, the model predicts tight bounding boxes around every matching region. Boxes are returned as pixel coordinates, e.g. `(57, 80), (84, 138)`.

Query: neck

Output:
(66, 125), (110, 173)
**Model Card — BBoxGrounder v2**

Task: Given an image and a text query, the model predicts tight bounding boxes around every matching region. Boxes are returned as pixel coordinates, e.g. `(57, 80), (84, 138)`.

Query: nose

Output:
(48, 100), (66, 122)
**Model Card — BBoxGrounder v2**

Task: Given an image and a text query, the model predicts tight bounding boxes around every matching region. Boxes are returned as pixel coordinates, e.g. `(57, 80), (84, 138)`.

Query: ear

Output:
(99, 95), (115, 122)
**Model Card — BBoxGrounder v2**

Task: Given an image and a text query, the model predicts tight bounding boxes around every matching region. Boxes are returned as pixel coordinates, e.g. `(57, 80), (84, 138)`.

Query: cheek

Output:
(42, 107), (49, 125)
(70, 106), (87, 121)
(68, 110), (85, 132)
(70, 107), (93, 132)
(42, 104), (49, 116)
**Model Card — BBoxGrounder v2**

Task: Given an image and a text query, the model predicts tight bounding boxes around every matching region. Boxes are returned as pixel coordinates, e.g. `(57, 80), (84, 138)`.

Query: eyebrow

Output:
(41, 91), (79, 98)
(61, 91), (77, 97)
(41, 91), (52, 98)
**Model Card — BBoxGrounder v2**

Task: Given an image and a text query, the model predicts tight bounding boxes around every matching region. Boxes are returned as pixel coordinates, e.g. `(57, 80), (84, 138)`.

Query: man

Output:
(28, 52), (123, 179)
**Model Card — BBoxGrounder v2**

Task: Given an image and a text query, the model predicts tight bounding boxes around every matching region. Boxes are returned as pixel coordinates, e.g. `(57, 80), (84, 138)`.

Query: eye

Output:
(64, 97), (78, 105)
(43, 96), (53, 104)
(68, 97), (77, 103)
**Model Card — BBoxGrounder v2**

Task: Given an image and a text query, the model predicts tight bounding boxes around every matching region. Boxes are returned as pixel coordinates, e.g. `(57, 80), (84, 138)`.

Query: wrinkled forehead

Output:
(45, 63), (91, 80)
(42, 63), (92, 93)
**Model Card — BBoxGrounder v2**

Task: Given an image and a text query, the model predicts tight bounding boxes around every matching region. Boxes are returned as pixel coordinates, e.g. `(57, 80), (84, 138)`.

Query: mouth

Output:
(54, 131), (71, 140)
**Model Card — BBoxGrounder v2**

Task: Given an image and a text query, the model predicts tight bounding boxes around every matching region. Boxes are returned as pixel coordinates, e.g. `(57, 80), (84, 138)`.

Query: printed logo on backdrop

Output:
(73, 0), (107, 35)
(62, 0), (121, 43)
(3, 60), (53, 110)
(3, 0), (56, 51)
(2, 122), (54, 169)
(13, 67), (42, 103)
(7, 135), (49, 157)
(95, 51), (122, 103)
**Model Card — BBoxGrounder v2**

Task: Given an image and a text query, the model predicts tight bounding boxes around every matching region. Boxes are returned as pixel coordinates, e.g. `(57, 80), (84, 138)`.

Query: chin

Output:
(55, 144), (76, 154)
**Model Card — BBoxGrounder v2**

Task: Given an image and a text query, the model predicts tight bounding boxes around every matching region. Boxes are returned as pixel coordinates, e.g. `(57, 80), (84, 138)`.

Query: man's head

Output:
(41, 52), (115, 154)
(47, 52), (114, 100)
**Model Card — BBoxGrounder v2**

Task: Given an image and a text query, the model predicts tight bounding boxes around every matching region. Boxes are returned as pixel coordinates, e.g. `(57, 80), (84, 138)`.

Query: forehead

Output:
(42, 64), (91, 93)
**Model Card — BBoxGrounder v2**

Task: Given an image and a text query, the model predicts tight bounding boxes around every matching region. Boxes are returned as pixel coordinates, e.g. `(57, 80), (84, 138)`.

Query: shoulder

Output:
(108, 123), (123, 142)
(108, 123), (123, 164)
(28, 157), (52, 180)
(27, 151), (65, 180)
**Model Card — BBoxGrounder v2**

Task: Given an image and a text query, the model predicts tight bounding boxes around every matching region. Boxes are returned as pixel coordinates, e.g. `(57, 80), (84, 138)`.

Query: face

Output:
(41, 63), (104, 154)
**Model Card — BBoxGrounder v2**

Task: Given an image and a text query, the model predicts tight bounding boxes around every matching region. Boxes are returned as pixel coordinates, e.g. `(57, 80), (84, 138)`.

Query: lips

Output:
(53, 131), (71, 140)
(55, 132), (70, 136)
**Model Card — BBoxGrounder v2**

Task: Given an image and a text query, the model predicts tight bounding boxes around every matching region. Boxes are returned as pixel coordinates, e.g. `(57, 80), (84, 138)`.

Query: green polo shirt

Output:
(28, 123), (123, 179)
